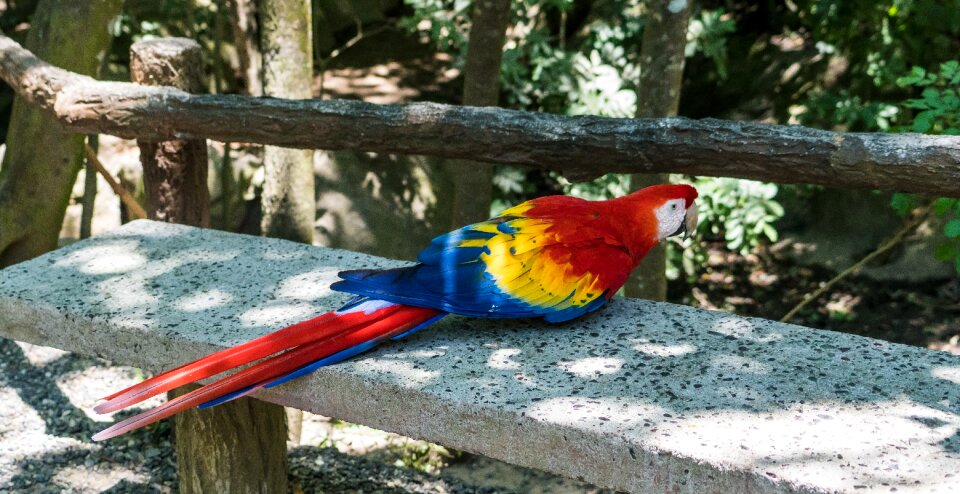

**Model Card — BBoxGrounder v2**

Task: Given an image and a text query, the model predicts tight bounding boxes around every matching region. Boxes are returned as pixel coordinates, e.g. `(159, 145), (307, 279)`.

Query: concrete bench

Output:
(1, 220), (958, 493)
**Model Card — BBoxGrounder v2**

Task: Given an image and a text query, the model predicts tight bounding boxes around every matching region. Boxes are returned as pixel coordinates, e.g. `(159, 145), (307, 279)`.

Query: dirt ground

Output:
(673, 242), (960, 355)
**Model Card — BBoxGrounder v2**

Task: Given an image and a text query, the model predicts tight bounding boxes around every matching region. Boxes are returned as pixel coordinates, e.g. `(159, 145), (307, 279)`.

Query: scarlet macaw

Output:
(92, 183), (699, 440)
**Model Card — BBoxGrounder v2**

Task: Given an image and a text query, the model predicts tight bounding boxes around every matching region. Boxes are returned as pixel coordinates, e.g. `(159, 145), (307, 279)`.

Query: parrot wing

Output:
(332, 201), (635, 323)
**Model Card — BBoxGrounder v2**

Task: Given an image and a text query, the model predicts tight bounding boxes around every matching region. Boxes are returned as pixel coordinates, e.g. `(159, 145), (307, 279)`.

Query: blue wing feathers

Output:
(333, 215), (610, 322)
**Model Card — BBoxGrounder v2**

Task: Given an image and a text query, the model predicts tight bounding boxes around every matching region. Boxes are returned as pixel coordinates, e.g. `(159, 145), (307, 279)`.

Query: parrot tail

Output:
(91, 299), (445, 441)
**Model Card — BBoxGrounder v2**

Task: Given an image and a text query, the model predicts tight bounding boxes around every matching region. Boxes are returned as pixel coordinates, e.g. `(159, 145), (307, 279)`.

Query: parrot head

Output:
(650, 184), (699, 241)
(610, 184), (699, 261)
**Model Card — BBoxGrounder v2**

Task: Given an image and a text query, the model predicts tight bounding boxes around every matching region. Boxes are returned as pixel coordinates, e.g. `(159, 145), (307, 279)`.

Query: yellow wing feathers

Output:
(459, 215), (605, 311)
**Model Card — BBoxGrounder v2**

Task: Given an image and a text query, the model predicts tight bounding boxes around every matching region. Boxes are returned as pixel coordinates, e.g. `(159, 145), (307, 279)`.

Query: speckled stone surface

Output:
(1, 220), (958, 494)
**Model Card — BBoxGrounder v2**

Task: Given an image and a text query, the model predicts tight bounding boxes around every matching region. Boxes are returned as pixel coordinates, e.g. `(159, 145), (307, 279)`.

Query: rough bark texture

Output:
(230, 0), (263, 96)
(449, 0), (512, 226)
(259, 0), (315, 244)
(131, 37), (288, 494)
(171, 385), (289, 494)
(625, 0), (692, 301)
(0, 0), (122, 267)
(0, 33), (959, 196)
(131, 39), (211, 227)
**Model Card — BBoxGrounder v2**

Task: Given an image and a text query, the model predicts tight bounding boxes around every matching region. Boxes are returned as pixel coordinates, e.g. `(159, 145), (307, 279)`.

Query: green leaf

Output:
(890, 193), (918, 216)
(945, 219), (960, 238)
(941, 61), (959, 81)
(897, 67), (926, 87)
(935, 242), (957, 261)
(922, 87), (941, 103)
(762, 223), (779, 242)
(934, 198), (957, 215)
(912, 110), (935, 133)
(767, 201), (785, 216)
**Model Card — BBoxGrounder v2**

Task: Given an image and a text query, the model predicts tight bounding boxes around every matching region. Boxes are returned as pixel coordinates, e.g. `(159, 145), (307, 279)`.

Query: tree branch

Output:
(83, 143), (147, 220)
(1, 31), (959, 195)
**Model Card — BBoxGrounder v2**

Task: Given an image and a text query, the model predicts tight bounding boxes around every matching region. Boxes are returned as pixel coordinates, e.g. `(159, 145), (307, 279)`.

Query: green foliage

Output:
(399, 0), (736, 116)
(667, 178), (783, 280)
(685, 9), (735, 79)
(397, 0), (471, 57)
(896, 61), (960, 134)
(689, 178), (783, 253)
(892, 60), (960, 274)
(556, 173), (630, 201)
(107, 1), (229, 90)
(752, 0), (960, 131)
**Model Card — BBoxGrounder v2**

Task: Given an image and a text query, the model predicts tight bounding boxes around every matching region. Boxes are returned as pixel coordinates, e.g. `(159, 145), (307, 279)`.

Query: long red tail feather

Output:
(95, 307), (400, 414)
(92, 304), (440, 441)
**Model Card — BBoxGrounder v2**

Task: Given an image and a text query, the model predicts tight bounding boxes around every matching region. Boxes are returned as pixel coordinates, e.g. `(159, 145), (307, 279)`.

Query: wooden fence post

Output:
(130, 38), (289, 494)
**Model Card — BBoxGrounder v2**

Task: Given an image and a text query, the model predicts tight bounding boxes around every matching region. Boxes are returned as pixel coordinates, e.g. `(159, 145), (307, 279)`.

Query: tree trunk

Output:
(258, 0), (314, 444)
(624, 0), (692, 300)
(171, 385), (289, 493)
(448, 0), (512, 226)
(131, 37), (288, 494)
(131, 39), (211, 227)
(0, 0), (122, 267)
(230, 0), (263, 96)
(259, 0), (315, 244)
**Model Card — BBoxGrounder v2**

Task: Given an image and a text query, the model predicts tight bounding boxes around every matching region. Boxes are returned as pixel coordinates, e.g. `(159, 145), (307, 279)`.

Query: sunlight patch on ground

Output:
(0, 388), (93, 486)
(53, 465), (148, 493)
(56, 366), (166, 422)
(16, 342), (69, 367)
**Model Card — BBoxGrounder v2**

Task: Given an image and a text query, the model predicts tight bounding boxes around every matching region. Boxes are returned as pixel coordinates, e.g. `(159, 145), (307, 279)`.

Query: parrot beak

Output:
(682, 202), (699, 241)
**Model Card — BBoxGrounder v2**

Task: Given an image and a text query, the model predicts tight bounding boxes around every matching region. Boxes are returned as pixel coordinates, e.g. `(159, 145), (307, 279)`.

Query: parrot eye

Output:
(670, 203), (678, 211)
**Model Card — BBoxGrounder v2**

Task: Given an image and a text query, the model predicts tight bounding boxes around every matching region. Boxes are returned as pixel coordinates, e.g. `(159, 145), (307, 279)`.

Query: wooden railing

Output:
(0, 32), (958, 196)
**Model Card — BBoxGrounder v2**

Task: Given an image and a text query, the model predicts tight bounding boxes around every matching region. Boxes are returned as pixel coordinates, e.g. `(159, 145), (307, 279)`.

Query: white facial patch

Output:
(655, 199), (686, 240)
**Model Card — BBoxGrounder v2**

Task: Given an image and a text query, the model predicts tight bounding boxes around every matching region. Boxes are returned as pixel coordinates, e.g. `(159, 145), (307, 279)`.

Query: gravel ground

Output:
(0, 340), (605, 493)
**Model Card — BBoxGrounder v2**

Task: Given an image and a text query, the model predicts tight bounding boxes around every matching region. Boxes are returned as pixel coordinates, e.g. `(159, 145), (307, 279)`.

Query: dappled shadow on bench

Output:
(1, 220), (959, 491)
